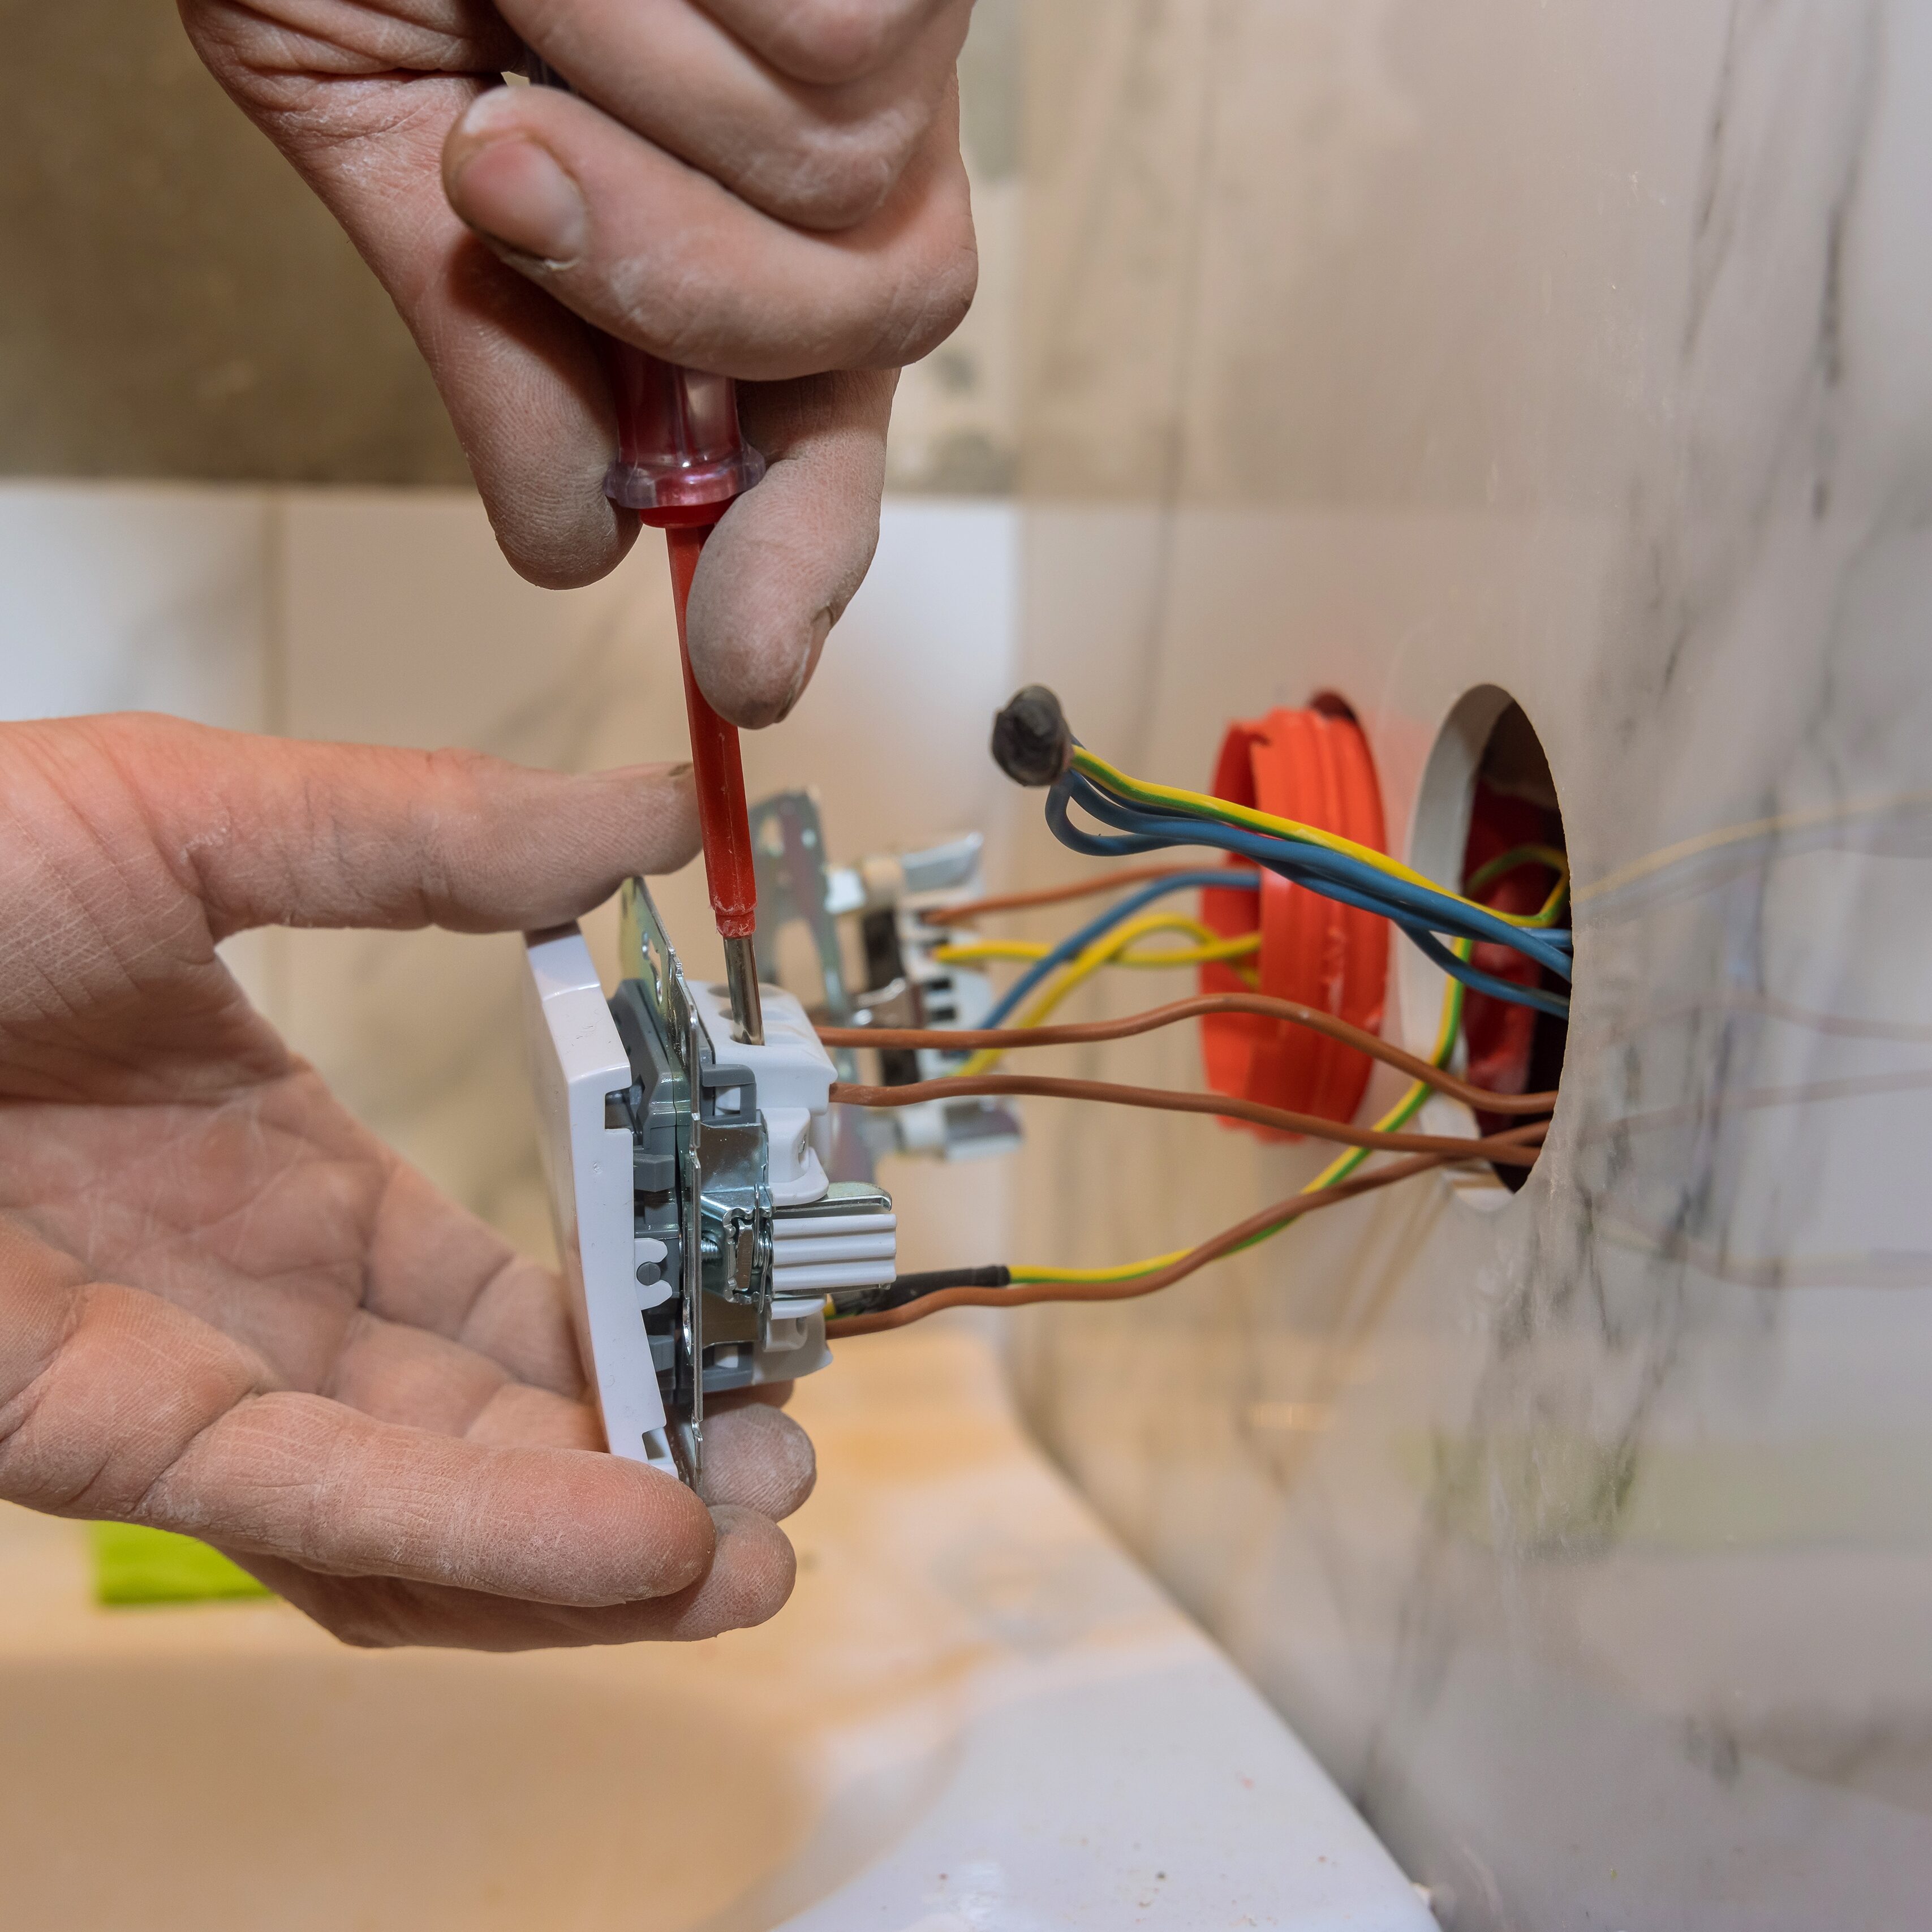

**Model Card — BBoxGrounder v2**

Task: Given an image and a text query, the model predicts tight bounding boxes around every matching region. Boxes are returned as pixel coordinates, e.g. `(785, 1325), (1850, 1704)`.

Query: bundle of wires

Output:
(823, 919), (1556, 1336)
(981, 684), (1570, 1018)
(1052, 752), (1570, 1017)
(814, 687), (1570, 1335)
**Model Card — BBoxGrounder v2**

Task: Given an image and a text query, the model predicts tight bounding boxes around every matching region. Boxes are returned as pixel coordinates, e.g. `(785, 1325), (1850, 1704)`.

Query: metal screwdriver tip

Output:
(723, 935), (765, 1046)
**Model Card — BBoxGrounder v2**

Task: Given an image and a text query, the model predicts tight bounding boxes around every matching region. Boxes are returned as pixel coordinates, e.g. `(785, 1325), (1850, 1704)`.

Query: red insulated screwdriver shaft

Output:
(664, 525), (755, 938)
(663, 522), (764, 1042)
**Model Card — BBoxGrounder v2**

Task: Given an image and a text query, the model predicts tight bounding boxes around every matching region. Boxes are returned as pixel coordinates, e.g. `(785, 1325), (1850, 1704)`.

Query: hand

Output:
(179, 0), (979, 726)
(0, 715), (815, 1650)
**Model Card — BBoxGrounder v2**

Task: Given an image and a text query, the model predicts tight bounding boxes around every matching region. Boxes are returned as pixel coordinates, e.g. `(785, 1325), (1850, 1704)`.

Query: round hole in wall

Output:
(1402, 687), (1569, 1194)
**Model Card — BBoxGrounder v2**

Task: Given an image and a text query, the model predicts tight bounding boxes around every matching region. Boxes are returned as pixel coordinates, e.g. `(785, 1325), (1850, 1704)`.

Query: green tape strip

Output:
(89, 1522), (272, 1607)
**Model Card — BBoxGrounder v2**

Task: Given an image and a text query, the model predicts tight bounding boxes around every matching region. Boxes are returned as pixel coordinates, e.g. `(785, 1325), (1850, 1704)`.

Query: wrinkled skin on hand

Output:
(0, 716), (816, 1650)
(177, 0), (979, 726)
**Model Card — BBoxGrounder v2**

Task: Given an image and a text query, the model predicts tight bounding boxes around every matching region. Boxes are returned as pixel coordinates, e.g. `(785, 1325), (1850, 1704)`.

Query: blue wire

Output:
(977, 870), (1262, 1029)
(1055, 786), (1576, 986)
(1070, 773), (1574, 962)
(1395, 921), (1574, 1019)
(1056, 773), (1574, 980)
(1065, 774), (1573, 975)
(1049, 788), (1475, 944)
(1044, 779), (1573, 1018)
(969, 854), (1568, 1023)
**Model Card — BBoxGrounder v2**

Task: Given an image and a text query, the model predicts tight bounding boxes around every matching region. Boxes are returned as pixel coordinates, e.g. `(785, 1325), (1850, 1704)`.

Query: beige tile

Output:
(885, 0), (1021, 494)
(1, 7), (462, 486)
(279, 489), (683, 759)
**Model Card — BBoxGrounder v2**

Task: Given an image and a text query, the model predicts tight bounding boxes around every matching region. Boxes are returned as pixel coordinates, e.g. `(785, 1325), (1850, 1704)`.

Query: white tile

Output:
(740, 498), (1023, 877)
(279, 489), (683, 761)
(0, 481), (269, 729)
(1011, 2), (1932, 1922)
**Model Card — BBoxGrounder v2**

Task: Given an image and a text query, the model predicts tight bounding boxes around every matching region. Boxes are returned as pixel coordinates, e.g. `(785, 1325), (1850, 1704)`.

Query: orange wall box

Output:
(1198, 704), (1389, 1135)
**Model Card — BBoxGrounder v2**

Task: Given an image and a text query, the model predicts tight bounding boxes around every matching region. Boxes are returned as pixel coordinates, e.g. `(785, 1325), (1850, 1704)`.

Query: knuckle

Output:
(418, 746), (514, 831)
(765, 0), (907, 84)
(418, 743), (494, 816)
(759, 122), (913, 231)
(776, 170), (889, 233)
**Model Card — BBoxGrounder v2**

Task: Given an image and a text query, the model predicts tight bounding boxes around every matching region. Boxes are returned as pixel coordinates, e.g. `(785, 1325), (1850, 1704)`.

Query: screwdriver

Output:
(609, 351), (768, 1047)
(526, 59), (767, 1045)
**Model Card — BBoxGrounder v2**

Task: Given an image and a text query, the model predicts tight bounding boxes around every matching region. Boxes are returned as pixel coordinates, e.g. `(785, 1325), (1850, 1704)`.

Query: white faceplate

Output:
(522, 926), (674, 1473)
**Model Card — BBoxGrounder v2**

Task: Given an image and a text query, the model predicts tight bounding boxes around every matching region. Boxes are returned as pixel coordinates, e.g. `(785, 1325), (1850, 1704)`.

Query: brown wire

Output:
(830, 1072), (1546, 1163)
(817, 992), (1559, 1117)
(915, 864), (1198, 926)
(825, 1125), (1547, 1337)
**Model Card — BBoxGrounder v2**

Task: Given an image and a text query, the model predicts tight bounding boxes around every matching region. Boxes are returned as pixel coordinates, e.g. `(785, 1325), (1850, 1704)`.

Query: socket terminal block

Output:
(523, 878), (894, 1486)
(748, 790), (1022, 1173)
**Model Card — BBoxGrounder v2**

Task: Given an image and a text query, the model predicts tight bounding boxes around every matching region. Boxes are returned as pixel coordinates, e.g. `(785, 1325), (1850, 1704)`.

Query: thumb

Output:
(683, 369), (895, 729)
(59, 715), (698, 940)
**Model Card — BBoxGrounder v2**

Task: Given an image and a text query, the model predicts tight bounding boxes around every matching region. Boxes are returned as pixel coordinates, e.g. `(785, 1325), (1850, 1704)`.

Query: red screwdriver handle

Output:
(605, 345), (764, 515)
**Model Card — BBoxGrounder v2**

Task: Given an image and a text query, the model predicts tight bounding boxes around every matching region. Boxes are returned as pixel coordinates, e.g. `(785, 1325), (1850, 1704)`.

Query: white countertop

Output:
(0, 1321), (1432, 1931)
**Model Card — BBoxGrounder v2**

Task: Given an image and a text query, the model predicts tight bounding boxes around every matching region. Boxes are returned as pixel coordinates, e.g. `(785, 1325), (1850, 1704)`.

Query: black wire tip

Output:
(991, 687), (1074, 788)
(892, 1265), (1013, 1295)
(832, 1264), (1014, 1320)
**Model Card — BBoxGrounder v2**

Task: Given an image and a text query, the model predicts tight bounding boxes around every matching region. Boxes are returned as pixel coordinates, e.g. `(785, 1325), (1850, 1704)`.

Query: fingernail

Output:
(773, 610), (834, 724)
(449, 130), (588, 266)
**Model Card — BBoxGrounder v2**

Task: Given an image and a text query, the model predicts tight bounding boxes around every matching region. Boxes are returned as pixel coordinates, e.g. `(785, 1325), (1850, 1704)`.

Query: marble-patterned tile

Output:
(739, 498), (1023, 881)
(1008, 1), (1932, 1925)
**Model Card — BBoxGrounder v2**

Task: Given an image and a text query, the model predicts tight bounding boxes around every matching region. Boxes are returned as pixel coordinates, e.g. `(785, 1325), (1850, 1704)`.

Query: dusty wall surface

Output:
(0, 1), (469, 484)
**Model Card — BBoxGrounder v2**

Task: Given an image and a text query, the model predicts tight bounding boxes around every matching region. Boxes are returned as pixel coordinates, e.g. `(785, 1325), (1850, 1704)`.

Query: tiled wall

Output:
(1006, 1), (1932, 1926)
(0, 482), (1019, 1272)
(885, 0), (1021, 495)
